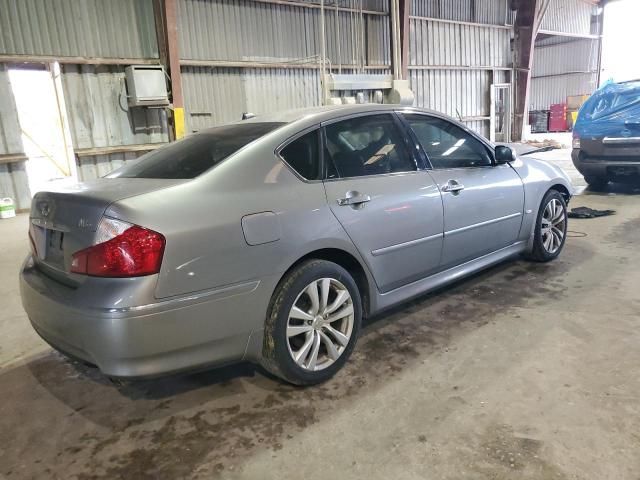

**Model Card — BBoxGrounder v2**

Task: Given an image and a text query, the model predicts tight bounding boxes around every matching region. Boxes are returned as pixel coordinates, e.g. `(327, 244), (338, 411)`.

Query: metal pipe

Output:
(390, 0), (403, 80)
(336, 1), (342, 74)
(0, 54), (159, 66)
(179, 59), (391, 69)
(409, 14), (512, 30)
(320, 0), (326, 76)
(360, 0), (365, 73)
(320, 0), (327, 102)
(408, 65), (512, 71)
(390, 0), (399, 79)
(248, 0), (386, 16)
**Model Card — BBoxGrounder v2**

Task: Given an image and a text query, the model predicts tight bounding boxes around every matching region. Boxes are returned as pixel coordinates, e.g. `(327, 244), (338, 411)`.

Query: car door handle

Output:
(337, 192), (371, 206)
(441, 180), (465, 193)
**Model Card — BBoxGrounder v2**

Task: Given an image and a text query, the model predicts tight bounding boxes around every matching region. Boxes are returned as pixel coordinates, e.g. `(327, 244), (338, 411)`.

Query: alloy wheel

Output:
(286, 278), (354, 371)
(541, 198), (566, 254)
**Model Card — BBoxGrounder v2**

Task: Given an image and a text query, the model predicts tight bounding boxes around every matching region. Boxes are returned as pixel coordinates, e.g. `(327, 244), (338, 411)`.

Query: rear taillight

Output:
(572, 134), (580, 149)
(71, 218), (165, 277)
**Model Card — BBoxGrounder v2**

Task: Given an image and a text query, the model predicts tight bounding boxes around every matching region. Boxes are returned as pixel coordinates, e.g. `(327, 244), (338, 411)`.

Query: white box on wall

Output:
(125, 65), (169, 107)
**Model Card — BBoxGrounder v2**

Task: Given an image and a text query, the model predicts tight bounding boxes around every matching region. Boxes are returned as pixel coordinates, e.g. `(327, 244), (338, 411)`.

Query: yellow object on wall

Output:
(174, 107), (185, 140)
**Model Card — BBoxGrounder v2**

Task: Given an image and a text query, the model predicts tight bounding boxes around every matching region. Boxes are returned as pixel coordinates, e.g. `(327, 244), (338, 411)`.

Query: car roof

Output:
(240, 104), (444, 128)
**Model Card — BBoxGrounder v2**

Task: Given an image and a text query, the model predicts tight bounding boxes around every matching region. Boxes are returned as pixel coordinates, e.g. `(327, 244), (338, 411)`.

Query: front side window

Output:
(324, 114), (416, 179)
(279, 130), (320, 180)
(403, 114), (492, 169)
(108, 122), (285, 179)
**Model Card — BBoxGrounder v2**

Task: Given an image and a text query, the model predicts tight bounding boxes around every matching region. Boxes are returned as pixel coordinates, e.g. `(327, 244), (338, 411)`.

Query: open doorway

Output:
(600, 0), (640, 84)
(490, 83), (512, 143)
(9, 62), (76, 196)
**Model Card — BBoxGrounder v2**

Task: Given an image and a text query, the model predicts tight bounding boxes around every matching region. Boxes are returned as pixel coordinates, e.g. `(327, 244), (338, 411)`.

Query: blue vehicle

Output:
(572, 80), (640, 188)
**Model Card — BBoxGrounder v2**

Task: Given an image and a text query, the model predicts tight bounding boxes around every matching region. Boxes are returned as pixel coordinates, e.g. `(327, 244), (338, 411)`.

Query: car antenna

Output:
(242, 112), (256, 120)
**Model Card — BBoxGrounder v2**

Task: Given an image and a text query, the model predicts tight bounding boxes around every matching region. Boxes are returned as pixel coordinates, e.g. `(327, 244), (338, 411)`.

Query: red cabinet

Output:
(548, 103), (568, 132)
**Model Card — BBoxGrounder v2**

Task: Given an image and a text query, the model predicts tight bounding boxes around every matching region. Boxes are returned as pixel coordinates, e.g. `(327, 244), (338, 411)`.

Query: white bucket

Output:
(0, 197), (16, 219)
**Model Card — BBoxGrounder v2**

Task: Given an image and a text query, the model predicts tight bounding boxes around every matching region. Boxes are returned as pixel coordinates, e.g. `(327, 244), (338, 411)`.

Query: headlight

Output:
(572, 136), (580, 149)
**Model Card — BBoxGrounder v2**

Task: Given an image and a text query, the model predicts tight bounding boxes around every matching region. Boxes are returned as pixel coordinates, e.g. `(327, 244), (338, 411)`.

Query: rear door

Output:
(401, 113), (524, 269)
(321, 113), (443, 293)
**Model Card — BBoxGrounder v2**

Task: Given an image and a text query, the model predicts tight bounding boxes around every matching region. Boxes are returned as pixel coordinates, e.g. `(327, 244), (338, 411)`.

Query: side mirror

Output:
(495, 145), (517, 164)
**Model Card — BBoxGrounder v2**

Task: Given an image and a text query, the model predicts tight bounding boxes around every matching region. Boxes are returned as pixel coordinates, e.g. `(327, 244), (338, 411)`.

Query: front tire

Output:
(527, 189), (568, 262)
(261, 260), (362, 385)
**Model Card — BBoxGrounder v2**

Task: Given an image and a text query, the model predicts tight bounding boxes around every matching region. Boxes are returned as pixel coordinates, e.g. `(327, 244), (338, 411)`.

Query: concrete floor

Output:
(1, 168), (640, 478)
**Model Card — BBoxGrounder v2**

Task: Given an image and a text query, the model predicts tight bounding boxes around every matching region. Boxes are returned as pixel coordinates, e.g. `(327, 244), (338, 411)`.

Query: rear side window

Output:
(109, 122), (284, 179)
(279, 130), (320, 180)
(323, 114), (416, 179)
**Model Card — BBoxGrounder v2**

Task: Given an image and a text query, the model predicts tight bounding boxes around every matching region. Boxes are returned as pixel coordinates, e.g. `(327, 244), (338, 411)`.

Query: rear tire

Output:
(584, 175), (608, 190)
(261, 260), (362, 385)
(527, 189), (568, 262)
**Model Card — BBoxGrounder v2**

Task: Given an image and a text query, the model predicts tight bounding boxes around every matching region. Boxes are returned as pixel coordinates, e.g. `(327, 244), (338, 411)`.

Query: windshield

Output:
(108, 122), (285, 179)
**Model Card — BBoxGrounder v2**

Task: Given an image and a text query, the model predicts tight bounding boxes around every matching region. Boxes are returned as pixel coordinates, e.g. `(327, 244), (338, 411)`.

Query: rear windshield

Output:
(108, 122), (285, 179)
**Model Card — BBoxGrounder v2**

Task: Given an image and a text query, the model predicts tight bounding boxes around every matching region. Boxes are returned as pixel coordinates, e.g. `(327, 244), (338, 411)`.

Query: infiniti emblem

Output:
(40, 203), (50, 217)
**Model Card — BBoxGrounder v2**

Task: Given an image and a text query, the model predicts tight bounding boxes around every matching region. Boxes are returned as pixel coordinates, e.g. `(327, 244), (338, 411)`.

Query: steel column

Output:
(512, 0), (550, 141)
(154, 0), (184, 140)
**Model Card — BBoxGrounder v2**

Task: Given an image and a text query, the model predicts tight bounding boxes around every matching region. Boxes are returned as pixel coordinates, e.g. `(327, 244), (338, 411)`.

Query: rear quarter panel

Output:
(104, 134), (365, 303)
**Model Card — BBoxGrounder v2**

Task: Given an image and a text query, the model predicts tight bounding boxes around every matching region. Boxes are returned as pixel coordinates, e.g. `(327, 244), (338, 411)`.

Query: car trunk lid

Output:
(29, 178), (186, 284)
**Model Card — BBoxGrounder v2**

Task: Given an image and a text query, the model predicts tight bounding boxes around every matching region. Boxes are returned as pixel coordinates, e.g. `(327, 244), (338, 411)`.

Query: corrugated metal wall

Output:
(532, 39), (599, 78)
(411, 0), (511, 26)
(179, 0), (391, 132)
(179, 0), (389, 66)
(76, 151), (147, 182)
(60, 65), (170, 181)
(0, 64), (29, 209)
(0, 64), (23, 155)
(0, 0), (164, 194)
(0, 161), (30, 210)
(539, 0), (595, 36)
(409, 0), (513, 138)
(530, 0), (602, 111)
(183, 66), (321, 131)
(0, 0), (158, 59)
(61, 65), (170, 149)
(297, 0), (388, 11)
(530, 39), (599, 110)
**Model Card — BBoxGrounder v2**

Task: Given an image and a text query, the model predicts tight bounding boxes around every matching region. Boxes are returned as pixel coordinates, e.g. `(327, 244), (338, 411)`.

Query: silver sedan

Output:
(20, 105), (573, 385)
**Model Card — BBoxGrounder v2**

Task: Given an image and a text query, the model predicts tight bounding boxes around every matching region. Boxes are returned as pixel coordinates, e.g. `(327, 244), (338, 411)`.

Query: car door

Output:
(401, 113), (524, 269)
(322, 113), (444, 293)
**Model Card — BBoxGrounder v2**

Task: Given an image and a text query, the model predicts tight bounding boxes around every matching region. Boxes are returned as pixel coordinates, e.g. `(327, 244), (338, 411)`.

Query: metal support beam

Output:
(511, 0), (550, 141)
(154, 0), (185, 140)
(179, 59), (391, 70)
(399, 0), (410, 79)
(389, 0), (400, 79)
(0, 54), (160, 66)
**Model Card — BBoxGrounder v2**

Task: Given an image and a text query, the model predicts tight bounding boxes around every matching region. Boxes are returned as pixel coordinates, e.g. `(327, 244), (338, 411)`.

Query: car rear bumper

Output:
(20, 255), (271, 378)
(572, 149), (640, 179)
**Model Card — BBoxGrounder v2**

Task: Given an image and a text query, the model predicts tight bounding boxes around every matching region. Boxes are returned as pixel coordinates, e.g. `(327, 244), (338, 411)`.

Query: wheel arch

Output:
(278, 248), (373, 318)
(550, 183), (571, 204)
